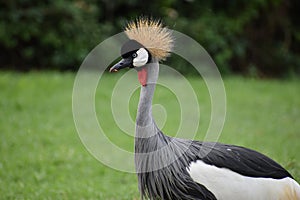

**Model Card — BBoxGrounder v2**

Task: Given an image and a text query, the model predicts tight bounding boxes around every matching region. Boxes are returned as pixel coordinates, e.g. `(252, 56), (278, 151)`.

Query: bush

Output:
(163, 0), (300, 77)
(0, 0), (299, 77)
(0, 0), (101, 70)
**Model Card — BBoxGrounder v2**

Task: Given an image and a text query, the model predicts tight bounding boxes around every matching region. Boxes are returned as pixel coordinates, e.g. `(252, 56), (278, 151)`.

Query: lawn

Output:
(0, 71), (299, 199)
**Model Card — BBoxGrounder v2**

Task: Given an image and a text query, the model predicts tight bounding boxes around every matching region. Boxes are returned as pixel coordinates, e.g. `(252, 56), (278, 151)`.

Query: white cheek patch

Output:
(133, 48), (148, 67)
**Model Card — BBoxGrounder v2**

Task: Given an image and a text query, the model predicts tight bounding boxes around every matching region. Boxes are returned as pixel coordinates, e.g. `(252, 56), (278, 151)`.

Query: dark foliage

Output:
(0, 0), (299, 77)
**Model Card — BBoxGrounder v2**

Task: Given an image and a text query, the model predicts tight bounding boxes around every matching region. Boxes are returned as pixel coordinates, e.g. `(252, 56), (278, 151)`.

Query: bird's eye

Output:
(132, 53), (137, 58)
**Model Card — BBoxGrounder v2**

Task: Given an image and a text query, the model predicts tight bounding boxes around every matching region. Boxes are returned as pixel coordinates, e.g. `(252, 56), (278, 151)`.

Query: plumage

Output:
(135, 126), (297, 199)
(188, 161), (300, 200)
(110, 17), (300, 200)
(125, 17), (174, 61)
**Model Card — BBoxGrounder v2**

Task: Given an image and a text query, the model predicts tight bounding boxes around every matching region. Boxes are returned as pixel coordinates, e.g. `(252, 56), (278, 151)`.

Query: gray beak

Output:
(109, 58), (132, 72)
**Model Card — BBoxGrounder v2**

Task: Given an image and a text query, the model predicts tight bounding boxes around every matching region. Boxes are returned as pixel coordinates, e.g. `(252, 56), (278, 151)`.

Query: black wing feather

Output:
(193, 142), (292, 179)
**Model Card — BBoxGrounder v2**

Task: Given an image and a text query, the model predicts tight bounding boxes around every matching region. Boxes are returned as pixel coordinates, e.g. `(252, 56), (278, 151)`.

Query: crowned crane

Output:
(109, 17), (300, 200)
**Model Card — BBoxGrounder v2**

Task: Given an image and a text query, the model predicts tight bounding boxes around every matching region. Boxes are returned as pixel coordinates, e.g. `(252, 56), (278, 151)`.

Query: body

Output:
(110, 17), (300, 200)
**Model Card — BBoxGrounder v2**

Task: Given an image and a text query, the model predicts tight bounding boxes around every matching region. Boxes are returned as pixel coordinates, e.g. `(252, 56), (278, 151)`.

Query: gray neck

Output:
(136, 59), (159, 138)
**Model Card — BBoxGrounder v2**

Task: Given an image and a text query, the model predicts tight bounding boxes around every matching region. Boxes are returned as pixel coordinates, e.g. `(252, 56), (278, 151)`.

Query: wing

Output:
(192, 142), (292, 179)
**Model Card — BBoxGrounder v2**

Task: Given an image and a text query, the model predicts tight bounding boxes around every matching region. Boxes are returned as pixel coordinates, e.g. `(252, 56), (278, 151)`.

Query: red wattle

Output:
(138, 67), (147, 86)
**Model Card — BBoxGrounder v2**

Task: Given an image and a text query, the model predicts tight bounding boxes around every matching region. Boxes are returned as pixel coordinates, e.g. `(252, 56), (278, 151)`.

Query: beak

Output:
(109, 58), (132, 72)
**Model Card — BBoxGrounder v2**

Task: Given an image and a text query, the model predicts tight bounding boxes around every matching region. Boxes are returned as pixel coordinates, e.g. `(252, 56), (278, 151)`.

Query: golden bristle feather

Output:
(125, 17), (174, 61)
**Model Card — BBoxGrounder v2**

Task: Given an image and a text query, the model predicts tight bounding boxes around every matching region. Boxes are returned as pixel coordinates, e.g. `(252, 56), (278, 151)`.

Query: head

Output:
(109, 39), (153, 86)
(109, 17), (174, 86)
(110, 39), (151, 72)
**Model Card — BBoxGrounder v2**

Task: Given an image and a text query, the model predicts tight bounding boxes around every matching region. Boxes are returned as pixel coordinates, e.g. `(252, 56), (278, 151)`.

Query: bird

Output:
(109, 17), (300, 200)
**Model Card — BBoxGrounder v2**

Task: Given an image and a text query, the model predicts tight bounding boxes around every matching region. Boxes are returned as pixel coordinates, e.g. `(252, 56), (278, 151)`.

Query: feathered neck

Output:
(135, 58), (159, 138)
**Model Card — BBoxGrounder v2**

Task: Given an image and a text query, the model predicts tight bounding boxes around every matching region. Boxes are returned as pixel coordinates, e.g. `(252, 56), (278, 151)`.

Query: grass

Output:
(0, 71), (299, 199)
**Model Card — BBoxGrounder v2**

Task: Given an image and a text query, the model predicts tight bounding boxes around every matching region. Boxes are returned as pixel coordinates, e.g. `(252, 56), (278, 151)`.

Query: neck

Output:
(136, 58), (159, 138)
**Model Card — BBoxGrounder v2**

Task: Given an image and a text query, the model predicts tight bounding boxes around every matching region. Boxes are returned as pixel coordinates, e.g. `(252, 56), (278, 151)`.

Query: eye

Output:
(132, 53), (137, 58)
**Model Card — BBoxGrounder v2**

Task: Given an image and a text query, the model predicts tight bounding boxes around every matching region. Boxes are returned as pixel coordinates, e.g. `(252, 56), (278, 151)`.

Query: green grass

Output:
(0, 71), (299, 199)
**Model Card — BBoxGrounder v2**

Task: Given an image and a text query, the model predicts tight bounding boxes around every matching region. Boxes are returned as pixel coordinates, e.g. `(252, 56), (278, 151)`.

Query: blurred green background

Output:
(1, 0), (299, 77)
